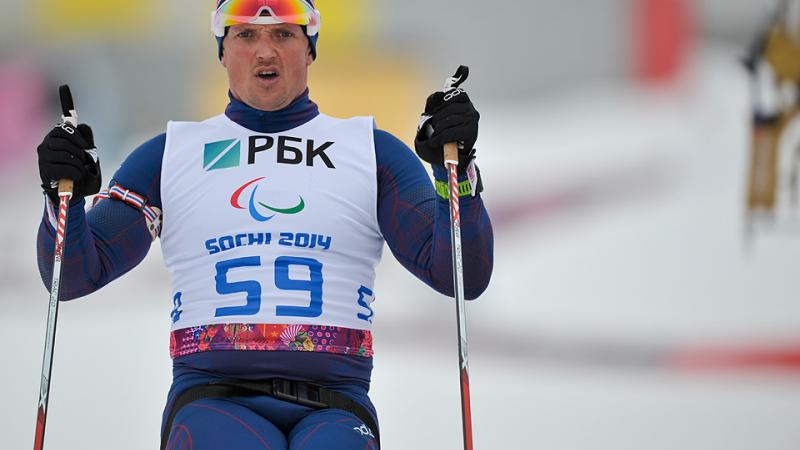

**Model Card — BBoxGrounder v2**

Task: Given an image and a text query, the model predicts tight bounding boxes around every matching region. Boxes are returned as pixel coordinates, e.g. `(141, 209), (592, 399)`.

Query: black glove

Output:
(414, 87), (480, 171)
(37, 122), (101, 205)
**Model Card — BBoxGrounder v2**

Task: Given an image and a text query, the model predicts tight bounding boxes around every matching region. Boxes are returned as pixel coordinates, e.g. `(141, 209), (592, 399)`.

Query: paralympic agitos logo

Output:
(231, 177), (305, 222)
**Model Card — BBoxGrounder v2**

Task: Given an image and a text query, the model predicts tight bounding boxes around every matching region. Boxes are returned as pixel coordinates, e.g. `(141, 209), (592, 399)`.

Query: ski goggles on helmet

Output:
(212, 0), (320, 38)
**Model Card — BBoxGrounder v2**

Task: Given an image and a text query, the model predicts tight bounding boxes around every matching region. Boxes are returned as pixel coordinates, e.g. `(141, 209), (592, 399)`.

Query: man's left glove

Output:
(414, 87), (480, 172)
(37, 122), (102, 205)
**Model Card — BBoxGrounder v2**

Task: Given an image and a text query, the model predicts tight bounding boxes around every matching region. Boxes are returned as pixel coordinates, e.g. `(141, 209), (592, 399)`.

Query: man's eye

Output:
(277, 31), (293, 38)
(237, 30), (254, 38)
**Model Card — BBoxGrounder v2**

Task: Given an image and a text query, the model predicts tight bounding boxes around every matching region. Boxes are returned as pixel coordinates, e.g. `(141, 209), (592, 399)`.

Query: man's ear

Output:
(306, 47), (313, 66)
(221, 47), (227, 68)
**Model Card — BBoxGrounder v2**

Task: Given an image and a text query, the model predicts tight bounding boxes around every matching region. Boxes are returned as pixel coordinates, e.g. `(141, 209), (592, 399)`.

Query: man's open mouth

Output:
(256, 70), (279, 80)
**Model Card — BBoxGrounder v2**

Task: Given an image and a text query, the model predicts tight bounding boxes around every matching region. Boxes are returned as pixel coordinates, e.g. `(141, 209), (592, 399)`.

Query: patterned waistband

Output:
(170, 323), (373, 359)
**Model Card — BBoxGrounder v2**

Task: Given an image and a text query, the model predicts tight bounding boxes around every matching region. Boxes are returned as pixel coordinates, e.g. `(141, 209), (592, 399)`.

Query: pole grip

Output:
(58, 179), (74, 195)
(444, 142), (459, 165)
(59, 84), (77, 127)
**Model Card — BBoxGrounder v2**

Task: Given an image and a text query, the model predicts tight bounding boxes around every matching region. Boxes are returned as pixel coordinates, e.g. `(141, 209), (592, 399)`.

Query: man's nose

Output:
(254, 34), (278, 59)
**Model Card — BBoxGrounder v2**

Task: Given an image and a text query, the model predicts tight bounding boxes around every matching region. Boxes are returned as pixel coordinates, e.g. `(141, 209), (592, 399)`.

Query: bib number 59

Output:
(214, 255), (323, 318)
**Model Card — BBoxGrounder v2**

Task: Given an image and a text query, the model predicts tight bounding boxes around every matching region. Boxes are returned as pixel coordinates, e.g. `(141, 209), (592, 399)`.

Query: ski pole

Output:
(34, 85), (78, 450)
(442, 65), (474, 450)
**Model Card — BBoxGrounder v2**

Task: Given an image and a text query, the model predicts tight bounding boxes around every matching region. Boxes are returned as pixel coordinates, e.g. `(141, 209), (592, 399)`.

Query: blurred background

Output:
(3, 0), (800, 448)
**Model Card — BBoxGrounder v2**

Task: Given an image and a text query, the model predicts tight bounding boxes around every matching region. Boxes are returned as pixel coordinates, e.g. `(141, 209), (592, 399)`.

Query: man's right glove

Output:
(414, 86), (480, 172)
(37, 122), (101, 205)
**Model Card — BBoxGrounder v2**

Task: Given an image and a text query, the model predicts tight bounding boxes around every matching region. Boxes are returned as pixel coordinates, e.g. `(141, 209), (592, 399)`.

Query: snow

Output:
(3, 44), (800, 449)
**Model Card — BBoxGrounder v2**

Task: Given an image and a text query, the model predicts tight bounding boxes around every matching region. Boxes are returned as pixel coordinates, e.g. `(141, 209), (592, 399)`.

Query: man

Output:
(744, 0), (800, 229)
(36, 1), (493, 448)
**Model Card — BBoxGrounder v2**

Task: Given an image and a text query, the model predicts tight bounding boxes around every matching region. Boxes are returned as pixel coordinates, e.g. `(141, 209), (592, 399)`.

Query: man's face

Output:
(222, 23), (313, 111)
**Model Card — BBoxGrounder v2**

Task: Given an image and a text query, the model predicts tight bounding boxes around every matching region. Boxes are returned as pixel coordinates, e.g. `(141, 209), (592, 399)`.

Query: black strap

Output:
(160, 378), (380, 449)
